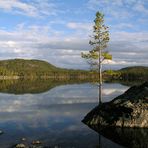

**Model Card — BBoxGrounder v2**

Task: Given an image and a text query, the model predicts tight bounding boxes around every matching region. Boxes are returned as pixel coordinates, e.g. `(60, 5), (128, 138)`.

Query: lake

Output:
(0, 80), (147, 147)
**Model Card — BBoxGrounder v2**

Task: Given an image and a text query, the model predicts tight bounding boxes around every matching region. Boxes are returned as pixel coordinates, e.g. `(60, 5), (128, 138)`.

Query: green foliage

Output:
(104, 69), (118, 75)
(102, 52), (112, 60)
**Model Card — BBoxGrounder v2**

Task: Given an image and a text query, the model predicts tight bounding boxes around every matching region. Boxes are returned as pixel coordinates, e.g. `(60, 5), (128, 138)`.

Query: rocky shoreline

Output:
(82, 82), (148, 128)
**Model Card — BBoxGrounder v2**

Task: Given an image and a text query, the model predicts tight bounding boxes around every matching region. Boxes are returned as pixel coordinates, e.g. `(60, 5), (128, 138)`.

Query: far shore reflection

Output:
(0, 78), (136, 94)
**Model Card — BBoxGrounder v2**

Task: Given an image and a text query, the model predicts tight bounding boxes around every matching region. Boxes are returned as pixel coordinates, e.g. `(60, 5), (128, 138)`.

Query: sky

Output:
(0, 0), (147, 70)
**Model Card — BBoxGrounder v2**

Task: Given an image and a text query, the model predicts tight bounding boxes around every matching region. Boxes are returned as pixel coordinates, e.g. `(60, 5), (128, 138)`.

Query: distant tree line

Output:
(104, 66), (148, 81)
(0, 59), (99, 79)
(0, 59), (147, 81)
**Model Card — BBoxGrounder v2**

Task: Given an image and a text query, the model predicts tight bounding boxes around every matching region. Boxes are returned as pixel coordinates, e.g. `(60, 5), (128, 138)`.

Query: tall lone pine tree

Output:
(81, 11), (112, 103)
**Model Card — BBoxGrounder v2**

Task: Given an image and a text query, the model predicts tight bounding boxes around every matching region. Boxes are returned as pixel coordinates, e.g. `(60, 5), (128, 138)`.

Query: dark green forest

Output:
(104, 66), (148, 80)
(0, 59), (97, 79)
(0, 59), (147, 81)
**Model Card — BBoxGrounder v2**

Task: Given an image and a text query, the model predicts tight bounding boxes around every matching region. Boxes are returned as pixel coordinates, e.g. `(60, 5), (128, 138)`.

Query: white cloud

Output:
(112, 23), (134, 30)
(0, 24), (89, 69)
(7, 40), (15, 46)
(134, 1), (148, 14)
(0, 20), (147, 70)
(102, 88), (126, 95)
(87, 0), (132, 19)
(111, 31), (148, 42)
(0, 0), (59, 17)
(87, 0), (148, 20)
(67, 22), (92, 31)
(103, 59), (136, 65)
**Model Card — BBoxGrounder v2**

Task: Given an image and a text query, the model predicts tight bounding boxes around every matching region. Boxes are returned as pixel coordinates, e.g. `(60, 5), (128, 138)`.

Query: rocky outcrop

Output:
(82, 82), (148, 128)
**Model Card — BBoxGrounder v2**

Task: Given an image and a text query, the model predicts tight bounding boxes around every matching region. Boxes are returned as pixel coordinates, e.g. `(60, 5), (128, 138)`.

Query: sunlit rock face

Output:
(82, 82), (148, 128)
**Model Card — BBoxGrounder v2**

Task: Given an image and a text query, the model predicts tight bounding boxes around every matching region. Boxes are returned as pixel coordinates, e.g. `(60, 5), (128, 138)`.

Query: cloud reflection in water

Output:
(0, 83), (128, 147)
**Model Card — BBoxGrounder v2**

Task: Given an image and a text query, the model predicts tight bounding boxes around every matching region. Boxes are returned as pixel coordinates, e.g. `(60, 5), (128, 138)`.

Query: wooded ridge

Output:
(0, 59), (147, 80)
(0, 59), (97, 79)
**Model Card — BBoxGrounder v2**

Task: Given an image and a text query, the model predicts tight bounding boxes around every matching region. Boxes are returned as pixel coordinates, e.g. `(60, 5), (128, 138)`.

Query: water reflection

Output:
(0, 79), (92, 94)
(0, 83), (128, 113)
(0, 80), (129, 147)
(89, 126), (148, 148)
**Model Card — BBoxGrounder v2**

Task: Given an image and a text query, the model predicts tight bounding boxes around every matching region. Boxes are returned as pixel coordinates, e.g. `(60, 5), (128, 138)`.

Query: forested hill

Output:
(104, 66), (148, 81)
(0, 59), (94, 78)
(0, 59), (60, 73)
(119, 66), (148, 72)
(0, 59), (147, 80)
(119, 66), (148, 79)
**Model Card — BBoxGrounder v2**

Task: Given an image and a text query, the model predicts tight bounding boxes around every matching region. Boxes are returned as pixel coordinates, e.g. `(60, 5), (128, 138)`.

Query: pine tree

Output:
(81, 11), (112, 103)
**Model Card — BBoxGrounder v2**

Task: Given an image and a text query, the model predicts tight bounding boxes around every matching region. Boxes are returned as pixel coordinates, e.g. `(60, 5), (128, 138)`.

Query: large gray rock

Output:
(82, 82), (148, 128)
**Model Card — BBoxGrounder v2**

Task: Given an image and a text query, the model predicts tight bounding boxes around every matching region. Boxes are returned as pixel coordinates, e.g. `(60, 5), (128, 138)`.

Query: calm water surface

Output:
(0, 81), (141, 147)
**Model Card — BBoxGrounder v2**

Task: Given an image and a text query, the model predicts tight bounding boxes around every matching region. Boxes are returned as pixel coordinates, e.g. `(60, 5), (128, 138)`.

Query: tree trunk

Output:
(98, 134), (102, 148)
(98, 48), (102, 104)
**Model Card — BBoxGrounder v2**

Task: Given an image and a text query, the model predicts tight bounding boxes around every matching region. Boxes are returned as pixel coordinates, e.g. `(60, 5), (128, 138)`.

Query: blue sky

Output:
(0, 0), (147, 69)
